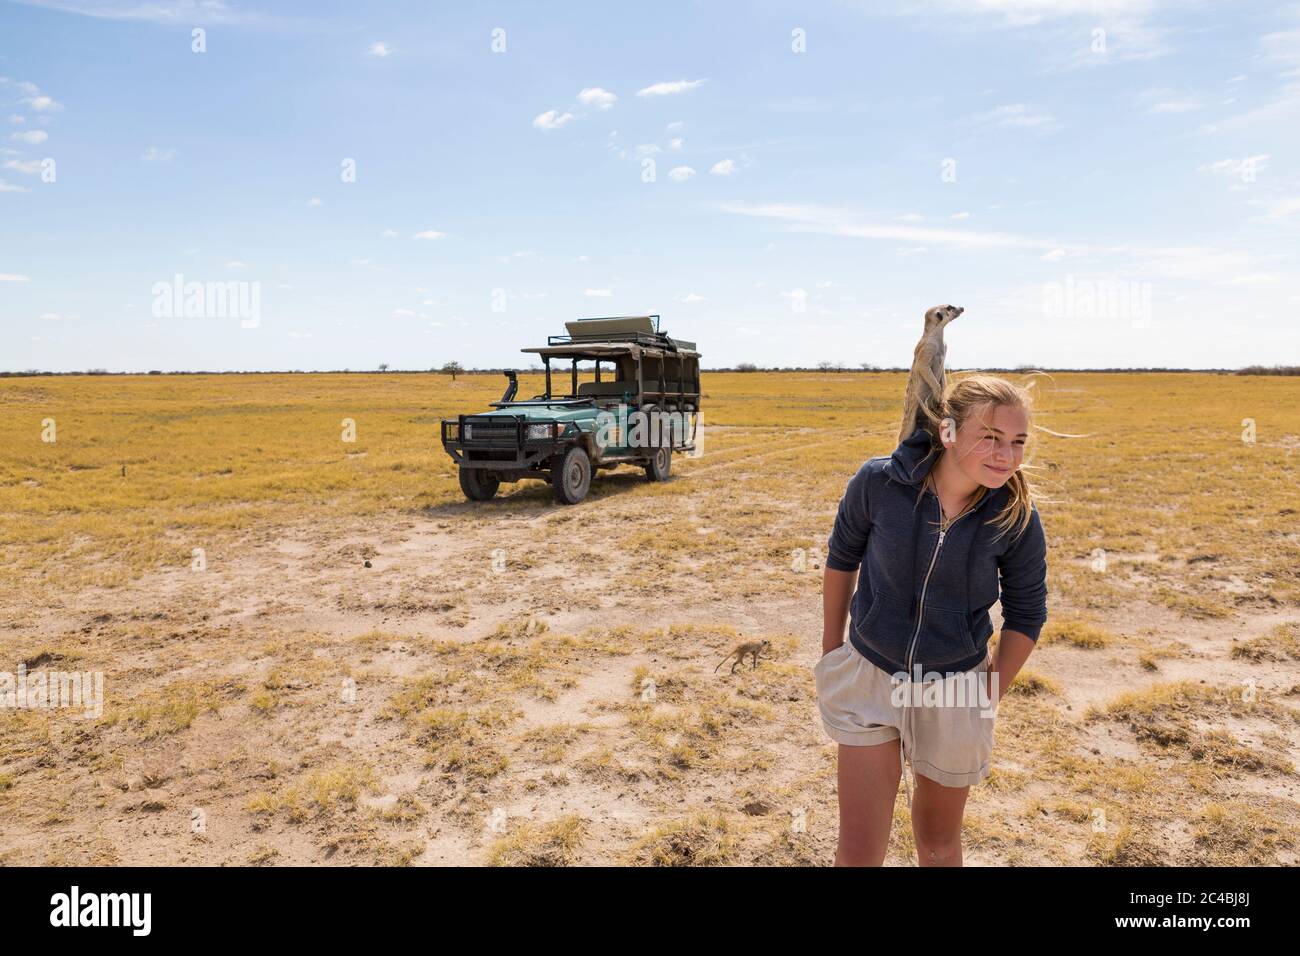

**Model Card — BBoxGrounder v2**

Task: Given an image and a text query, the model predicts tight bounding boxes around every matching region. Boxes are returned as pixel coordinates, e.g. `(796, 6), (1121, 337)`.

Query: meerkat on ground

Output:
(714, 639), (772, 674)
(898, 304), (963, 444)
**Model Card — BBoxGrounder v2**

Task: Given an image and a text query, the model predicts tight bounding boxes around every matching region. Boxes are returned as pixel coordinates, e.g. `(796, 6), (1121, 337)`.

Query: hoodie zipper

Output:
(904, 492), (977, 678)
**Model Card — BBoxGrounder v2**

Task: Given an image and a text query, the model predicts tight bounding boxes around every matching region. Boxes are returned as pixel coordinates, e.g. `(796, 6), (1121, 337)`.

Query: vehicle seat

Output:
(576, 380), (633, 398)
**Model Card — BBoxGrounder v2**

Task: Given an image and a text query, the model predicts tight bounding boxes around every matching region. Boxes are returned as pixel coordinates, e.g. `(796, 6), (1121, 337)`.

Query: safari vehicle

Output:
(440, 315), (701, 504)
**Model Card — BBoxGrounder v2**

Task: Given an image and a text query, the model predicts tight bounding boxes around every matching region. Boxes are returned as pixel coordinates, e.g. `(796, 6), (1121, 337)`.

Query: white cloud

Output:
(368, 41), (392, 57)
(12, 130), (48, 145)
(4, 1), (269, 24)
(577, 87), (617, 110)
(28, 95), (62, 111)
(584, 288), (612, 297)
(224, 260), (247, 268)
(393, 308), (417, 317)
(666, 120), (685, 132)
(962, 103), (1058, 131)
(7, 114), (24, 124)
(634, 143), (660, 157)
(306, 197), (322, 206)
(950, 211), (971, 219)
(0, 273), (31, 281)
(3, 159), (42, 174)
(731, 202), (1043, 250)
(680, 292), (706, 303)
(894, 213), (924, 222)
(1260, 28), (1300, 65)
(1138, 88), (1204, 113)
(636, 79), (707, 97)
(1215, 273), (1277, 286)
(669, 137), (683, 151)
(0, 78), (38, 95)
(381, 229), (399, 239)
(668, 165), (696, 182)
(1041, 248), (1068, 261)
(915, 1), (1161, 29)
(532, 109), (575, 131)
(0, 178), (29, 193)
(710, 158), (736, 175)
(1200, 32), (1300, 132)
(1197, 155), (1268, 179)
(1251, 196), (1300, 222)
(141, 145), (175, 161)
(412, 230), (445, 240)
(718, 200), (1271, 282)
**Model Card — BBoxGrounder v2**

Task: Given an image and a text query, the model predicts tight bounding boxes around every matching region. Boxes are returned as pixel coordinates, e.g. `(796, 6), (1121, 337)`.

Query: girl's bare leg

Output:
(910, 772), (971, 866)
(834, 739), (903, 866)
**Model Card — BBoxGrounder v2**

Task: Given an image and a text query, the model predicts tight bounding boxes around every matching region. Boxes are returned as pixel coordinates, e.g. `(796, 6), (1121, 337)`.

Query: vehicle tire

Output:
(552, 446), (591, 504)
(459, 467), (500, 501)
(645, 445), (672, 481)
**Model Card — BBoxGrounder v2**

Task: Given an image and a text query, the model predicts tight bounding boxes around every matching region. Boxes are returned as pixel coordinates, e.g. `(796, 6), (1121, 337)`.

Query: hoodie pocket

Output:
(852, 587), (913, 669)
(921, 606), (978, 668)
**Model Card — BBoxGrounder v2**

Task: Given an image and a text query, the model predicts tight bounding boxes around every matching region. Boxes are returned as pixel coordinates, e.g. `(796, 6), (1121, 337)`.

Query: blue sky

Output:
(1, 0), (1297, 372)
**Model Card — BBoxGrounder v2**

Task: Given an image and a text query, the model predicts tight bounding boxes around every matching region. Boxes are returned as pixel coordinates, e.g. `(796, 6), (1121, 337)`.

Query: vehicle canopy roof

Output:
(519, 315), (699, 360)
(519, 342), (699, 359)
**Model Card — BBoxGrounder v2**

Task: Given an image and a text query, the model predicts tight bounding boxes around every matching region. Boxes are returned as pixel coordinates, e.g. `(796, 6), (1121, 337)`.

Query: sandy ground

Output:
(2, 424), (1298, 866)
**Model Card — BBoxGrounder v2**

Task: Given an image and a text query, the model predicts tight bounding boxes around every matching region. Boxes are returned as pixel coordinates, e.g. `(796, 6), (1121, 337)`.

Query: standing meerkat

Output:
(898, 304), (963, 444)
(714, 639), (771, 674)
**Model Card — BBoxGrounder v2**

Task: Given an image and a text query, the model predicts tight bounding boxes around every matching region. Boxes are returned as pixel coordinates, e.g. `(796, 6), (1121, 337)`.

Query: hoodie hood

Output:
(886, 426), (942, 487)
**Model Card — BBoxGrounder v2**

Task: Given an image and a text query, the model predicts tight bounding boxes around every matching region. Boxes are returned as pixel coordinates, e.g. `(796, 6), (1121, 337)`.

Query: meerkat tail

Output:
(899, 353), (944, 443)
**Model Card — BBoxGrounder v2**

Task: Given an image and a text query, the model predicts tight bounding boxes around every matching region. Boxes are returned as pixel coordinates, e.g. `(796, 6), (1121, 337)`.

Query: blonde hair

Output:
(911, 373), (1042, 543)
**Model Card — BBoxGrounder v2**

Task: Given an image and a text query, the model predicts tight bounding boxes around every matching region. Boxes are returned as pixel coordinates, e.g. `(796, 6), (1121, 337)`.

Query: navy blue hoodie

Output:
(825, 426), (1048, 677)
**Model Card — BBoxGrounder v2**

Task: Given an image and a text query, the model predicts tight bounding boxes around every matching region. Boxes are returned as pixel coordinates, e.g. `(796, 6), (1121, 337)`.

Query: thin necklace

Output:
(929, 474), (976, 531)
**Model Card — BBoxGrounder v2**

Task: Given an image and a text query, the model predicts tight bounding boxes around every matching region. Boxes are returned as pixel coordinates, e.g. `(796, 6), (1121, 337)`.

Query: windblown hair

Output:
(910, 373), (1041, 543)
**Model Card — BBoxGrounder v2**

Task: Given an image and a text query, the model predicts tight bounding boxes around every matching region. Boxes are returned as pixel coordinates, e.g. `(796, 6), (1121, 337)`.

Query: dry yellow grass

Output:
(1, 370), (1297, 865)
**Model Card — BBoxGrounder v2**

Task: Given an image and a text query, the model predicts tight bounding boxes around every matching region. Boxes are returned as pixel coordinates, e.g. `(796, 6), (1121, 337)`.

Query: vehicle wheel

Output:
(645, 445), (672, 481)
(552, 446), (591, 504)
(459, 467), (499, 501)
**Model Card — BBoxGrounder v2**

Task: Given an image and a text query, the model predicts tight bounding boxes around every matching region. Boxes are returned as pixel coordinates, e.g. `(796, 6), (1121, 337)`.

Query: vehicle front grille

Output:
(462, 417), (521, 446)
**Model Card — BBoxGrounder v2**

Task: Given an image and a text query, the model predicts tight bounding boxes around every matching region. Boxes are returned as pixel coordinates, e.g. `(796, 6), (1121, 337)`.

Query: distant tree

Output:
(442, 361), (464, 382)
(736, 362), (758, 372)
(860, 362), (880, 371)
(1237, 364), (1300, 376)
(378, 363), (389, 373)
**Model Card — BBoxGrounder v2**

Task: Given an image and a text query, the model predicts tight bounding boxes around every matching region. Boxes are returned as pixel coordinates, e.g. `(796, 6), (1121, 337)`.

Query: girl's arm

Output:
(989, 629), (1035, 704)
(992, 504), (1049, 701)
(822, 566), (859, 656)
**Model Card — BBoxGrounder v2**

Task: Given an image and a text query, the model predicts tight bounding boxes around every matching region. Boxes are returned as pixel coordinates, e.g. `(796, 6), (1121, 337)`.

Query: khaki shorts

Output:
(814, 640), (998, 789)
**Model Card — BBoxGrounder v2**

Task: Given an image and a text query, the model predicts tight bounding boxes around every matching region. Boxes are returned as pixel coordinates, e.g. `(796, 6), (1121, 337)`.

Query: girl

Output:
(815, 321), (1049, 867)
